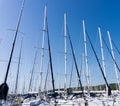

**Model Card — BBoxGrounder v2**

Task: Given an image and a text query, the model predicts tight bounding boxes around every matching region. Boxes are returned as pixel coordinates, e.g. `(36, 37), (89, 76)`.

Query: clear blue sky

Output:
(0, 0), (120, 93)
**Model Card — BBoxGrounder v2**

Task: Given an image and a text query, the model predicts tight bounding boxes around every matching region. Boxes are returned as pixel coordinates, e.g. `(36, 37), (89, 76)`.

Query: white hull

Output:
(20, 97), (120, 106)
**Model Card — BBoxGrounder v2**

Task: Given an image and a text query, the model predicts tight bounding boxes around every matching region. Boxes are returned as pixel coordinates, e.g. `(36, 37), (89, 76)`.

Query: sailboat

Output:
(20, 5), (57, 106)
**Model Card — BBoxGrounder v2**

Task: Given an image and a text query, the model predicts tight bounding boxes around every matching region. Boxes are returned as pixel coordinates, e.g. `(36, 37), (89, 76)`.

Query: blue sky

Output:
(0, 0), (120, 93)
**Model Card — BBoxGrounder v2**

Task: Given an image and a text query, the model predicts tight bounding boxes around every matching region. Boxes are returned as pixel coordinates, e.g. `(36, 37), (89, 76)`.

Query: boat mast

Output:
(81, 53), (85, 92)
(67, 26), (89, 105)
(0, 0), (25, 100)
(39, 5), (47, 92)
(98, 27), (107, 93)
(64, 13), (67, 95)
(67, 26), (84, 97)
(69, 61), (73, 88)
(84, 23), (111, 96)
(4, 0), (25, 84)
(107, 31), (120, 90)
(22, 76), (25, 94)
(77, 55), (83, 90)
(44, 63), (49, 92)
(46, 17), (56, 96)
(14, 37), (23, 94)
(28, 48), (38, 91)
(34, 75), (38, 91)
(82, 20), (90, 94)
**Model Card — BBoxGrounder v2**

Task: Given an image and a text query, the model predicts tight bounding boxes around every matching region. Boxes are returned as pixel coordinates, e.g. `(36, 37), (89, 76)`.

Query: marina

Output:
(0, 0), (120, 105)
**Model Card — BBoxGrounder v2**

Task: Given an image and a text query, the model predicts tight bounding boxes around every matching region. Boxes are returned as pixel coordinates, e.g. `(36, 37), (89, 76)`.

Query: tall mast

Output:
(0, 0), (25, 100)
(28, 48), (38, 91)
(46, 18), (56, 96)
(4, 0), (25, 83)
(14, 37), (23, 94)
(64, 13), (67, 94)
(107, 31), (120, 90)
(39, 5), (47, 91)
(67, 26), (84, 97)
(98, 27), (107, 92)
(84, 24), (111, 96)
(82, 20), (90, 93)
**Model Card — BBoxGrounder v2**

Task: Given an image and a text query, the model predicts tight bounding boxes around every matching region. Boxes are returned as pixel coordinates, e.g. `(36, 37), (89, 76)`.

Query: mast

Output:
(67, 26), (84, 97)
(0, 0), (25, 100)
(64, 13), (67, 95)
(84, 22), (111, 96)
(107, 31), (120, 90)
(22, 76), (25, 94)
(98, 27), (107, 92)
(69, 61), (73, 88)
(14, 37), (23, 94)
(82, 20), (90, 93)
(46, 18), (56, 96)
(81, 53), (85, 92)
(4, 0), (25, 84)
(34, 75), (38, 91)
(28, 48), (38, 91)
(67, 26), (89, 105)
(39, 5), (47, 92)
(77, 58), (83, 90)
(44, 63), (49, 92)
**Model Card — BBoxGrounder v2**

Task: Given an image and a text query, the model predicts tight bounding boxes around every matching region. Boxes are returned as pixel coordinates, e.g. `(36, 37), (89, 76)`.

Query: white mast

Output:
(22, 76), (25, 94)
(98, 27), (107, 92)
(28, 48), (38, 91)
(107, 31), (120, 90)
(82, 20), (90, 93)
(81, 53), (85, 92)
(64, 13), (67, 94)
(14, 37), (23, 94)
(39, 5), (47, 91)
